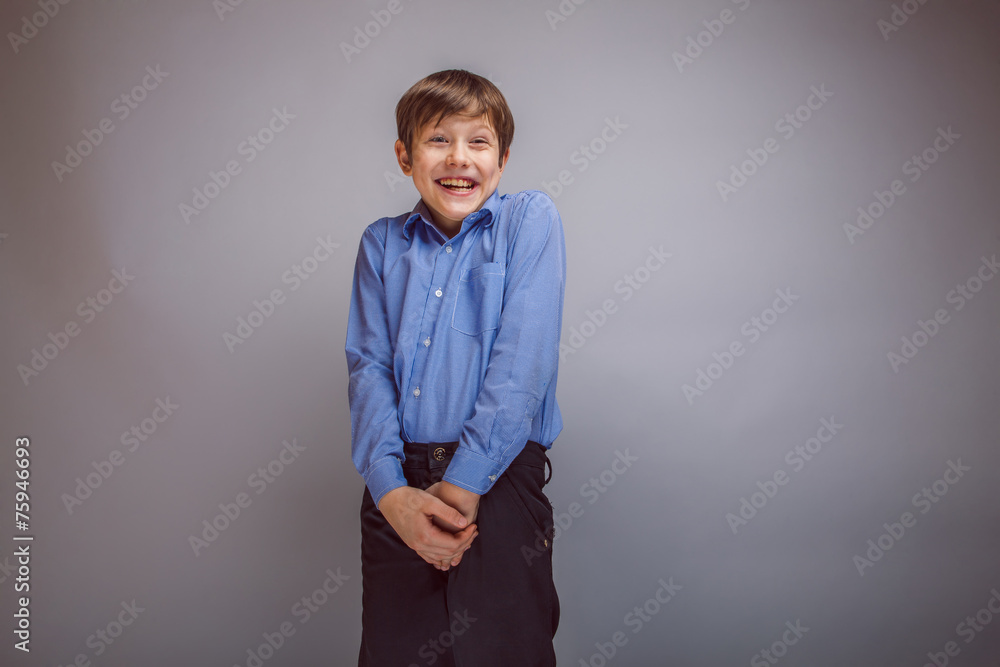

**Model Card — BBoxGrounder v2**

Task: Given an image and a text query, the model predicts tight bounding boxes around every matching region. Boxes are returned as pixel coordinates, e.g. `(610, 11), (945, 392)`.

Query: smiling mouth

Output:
(436, 177), (478, 193)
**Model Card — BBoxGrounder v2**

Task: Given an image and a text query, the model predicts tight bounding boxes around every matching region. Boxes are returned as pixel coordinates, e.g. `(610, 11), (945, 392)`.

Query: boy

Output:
(345, 69), (566, 666)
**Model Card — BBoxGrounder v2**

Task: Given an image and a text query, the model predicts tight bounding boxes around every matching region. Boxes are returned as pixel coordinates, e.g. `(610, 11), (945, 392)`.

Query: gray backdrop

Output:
(2, 0), (999, 665)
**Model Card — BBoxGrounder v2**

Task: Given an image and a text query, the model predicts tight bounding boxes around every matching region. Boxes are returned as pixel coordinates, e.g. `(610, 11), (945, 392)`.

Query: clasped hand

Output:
(378, 481), (481, 571)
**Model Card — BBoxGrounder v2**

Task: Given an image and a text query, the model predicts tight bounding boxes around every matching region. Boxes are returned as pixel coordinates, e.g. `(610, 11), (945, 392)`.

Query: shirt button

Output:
(445, 245), (453, 253)
(424, 337), (431, 347)
(413, 387), (420, 397)
(435, 289), (443, 297)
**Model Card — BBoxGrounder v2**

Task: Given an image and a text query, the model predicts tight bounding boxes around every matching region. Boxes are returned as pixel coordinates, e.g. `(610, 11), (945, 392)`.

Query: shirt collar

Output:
(402, 188), (502, 241)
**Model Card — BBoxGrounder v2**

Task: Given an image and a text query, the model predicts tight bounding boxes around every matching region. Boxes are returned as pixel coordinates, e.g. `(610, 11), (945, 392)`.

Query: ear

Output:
(497, 146), (510, 174)
(394, 139), (413, 176)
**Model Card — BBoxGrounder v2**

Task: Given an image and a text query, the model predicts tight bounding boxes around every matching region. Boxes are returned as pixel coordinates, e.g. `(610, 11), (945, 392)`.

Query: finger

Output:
(439, 531), (478, 563)
(417, 534), (472, 563)
(449, 540), (476, 566)
(420, 522), (476, 552)
(423, 495), (468, 529)
(417, 549), (450, 569)
(416, 551), (438, 567)
(416, 544), (462, 561)
(451, 526), (478, 551)
(437, 528), (476, 557)
(410, 519), (478, 560)
(429, 554), (451, 571)
(416, 530), (474, 559)
(431, 514), (465, 534)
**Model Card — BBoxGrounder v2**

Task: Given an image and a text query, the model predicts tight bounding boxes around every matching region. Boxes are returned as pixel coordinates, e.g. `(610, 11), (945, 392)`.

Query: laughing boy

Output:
(345, 69), (566, 665)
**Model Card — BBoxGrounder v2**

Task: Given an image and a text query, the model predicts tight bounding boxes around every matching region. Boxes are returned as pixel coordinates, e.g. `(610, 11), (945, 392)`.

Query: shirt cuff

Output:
(443, 447), (506, 495)
(364, 456), (407, 509)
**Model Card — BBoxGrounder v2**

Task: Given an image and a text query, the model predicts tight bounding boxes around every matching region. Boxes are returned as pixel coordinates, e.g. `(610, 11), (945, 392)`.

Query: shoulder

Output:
(359, 209), (410, 246)
(500, 190), (564, 248)
(506, 189), (560, 221)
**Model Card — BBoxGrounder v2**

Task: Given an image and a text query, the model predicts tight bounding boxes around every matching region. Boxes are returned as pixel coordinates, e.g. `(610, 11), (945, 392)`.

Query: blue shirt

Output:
(345, 188), (566, 507)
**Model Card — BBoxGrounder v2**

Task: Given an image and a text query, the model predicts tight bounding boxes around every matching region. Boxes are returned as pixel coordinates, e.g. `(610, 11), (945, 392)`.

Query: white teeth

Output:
(439, 178), (475, 188)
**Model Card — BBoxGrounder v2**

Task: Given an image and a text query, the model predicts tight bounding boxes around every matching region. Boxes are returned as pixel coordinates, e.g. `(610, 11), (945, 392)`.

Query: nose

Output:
(447, 143), (470, 167)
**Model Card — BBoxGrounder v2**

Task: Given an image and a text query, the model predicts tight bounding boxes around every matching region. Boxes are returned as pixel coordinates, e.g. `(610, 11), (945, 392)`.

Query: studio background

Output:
(2, 0), (999, 665)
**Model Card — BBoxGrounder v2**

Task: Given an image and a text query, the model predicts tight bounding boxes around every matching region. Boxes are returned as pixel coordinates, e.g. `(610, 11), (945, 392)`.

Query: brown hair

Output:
(395, 69), (514, 168)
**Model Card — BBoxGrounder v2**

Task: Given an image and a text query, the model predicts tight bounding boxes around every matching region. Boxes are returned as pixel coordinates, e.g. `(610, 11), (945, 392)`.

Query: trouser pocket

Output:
(499, 444), (555, 548)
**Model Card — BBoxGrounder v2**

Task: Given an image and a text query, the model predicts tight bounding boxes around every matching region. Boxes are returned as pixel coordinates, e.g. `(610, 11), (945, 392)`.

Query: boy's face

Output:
(395, 111), (509, 235)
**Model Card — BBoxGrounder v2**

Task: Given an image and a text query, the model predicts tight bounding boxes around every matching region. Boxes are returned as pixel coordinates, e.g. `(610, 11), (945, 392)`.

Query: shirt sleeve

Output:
(345, 222), (408, 509)
(443, 191), (566, 495)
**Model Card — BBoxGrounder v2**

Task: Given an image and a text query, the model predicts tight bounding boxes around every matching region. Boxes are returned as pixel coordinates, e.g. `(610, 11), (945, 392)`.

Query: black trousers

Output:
(358, 440), (559, 667)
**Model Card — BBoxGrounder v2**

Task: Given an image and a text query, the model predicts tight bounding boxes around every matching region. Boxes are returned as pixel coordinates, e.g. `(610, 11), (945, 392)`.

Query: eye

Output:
(472, 138), (488, 144)
(429, 136), (447, 143)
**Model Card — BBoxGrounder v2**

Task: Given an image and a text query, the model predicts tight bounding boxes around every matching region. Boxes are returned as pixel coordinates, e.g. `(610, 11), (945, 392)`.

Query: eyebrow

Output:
(428, 122), (495, 136)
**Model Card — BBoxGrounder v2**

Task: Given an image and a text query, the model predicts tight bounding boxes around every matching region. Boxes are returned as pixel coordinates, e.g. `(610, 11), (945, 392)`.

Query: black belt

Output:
(402, 440), (552, 484)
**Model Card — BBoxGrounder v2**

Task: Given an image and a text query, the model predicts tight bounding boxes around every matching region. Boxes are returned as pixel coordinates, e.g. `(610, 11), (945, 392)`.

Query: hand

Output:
(377, 486), (478, 571)
(426, 481), (481, 531)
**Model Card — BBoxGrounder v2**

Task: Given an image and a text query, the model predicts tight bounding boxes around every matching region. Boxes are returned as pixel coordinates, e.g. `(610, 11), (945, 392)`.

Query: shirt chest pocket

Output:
(451, 262), (504, 335)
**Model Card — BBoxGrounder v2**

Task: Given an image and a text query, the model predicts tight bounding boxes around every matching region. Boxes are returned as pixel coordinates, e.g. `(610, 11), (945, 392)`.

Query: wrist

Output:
(375, 483), (409, 512)
(441, 480), (481, 501)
